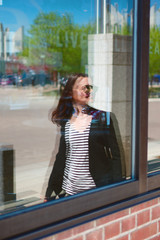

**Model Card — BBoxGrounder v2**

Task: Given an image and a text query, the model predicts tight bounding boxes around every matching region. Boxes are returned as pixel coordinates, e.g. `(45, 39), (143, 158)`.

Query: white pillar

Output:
(88, 33), (132, 177)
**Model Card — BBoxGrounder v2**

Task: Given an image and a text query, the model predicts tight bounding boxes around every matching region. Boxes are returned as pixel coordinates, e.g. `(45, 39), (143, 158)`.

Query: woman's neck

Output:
(73, 103), (87, 116)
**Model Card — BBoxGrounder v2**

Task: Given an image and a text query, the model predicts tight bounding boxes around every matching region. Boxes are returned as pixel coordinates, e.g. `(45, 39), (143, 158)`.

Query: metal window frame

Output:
(1, 0), (160, 239)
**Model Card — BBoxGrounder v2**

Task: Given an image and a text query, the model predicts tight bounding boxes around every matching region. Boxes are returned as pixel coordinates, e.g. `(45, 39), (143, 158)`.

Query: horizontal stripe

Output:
(63, 120), (96, 195)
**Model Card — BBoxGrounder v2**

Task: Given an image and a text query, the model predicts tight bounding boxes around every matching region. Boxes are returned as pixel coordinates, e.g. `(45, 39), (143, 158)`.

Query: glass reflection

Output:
(0, 0), (133, 214)
(44, 73), (125, 201)
(148, 0), (160, 173)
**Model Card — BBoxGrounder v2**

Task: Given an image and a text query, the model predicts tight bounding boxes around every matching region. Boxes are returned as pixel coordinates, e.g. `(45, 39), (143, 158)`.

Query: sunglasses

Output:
(82, 84), (93, 92)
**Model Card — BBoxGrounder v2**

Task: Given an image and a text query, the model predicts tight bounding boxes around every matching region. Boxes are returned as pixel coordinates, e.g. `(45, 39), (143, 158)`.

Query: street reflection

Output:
(148, 0), (160, 173)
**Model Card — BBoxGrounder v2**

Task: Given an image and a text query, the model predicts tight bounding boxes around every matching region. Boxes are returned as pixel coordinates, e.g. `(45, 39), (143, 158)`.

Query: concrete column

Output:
(88, 33), (132, 178)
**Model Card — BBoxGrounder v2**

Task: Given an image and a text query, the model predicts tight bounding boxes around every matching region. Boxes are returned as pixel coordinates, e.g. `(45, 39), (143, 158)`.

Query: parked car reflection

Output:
(0, 74), (23, 87)
(0, 75), (15, 86)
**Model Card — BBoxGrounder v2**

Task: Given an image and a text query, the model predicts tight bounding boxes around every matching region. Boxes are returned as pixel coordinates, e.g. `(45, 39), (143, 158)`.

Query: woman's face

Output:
(72, 77), (93, 105)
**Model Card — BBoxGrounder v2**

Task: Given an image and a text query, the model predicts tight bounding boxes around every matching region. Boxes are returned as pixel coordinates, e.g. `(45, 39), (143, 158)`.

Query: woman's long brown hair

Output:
(51, 73), (88, 126)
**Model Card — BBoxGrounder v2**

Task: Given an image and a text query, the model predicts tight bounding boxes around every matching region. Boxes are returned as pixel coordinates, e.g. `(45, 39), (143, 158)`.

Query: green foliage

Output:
(149, 26), (160, 79)
(112, 23), (132, 36)
(149, 87), (160, 98)
(21, 12), (95, 74)
(121, 23), (132, 36)
(17, 36), (30, 60)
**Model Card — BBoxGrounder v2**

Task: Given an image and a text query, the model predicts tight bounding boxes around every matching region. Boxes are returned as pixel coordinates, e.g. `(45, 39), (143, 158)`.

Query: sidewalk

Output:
(0, 89), (160, 213)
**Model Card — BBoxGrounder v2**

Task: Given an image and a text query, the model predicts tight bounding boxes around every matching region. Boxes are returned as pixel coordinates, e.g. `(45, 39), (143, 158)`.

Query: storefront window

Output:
(0, 0), (133, 214)
(148, 0), (160, 173)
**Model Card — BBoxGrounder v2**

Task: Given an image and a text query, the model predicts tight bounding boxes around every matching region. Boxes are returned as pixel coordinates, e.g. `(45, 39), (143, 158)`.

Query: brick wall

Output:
(44, 197), (160, 240)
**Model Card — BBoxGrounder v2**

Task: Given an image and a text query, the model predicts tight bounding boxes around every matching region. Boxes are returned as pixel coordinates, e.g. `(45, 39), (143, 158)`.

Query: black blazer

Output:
(45, 107), (125, 198)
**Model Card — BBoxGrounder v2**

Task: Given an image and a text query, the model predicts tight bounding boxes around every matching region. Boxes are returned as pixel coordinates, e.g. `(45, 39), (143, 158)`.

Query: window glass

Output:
(148, 0), (160, 173)
(0, 0), (133, 214)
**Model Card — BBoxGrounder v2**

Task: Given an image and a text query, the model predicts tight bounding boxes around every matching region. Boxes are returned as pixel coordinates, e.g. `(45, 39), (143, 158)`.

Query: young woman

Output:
(45, 73), (124, 200)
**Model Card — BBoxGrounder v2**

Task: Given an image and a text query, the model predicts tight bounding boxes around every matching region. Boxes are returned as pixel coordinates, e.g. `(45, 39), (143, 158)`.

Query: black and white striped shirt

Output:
(62, 121), (96, 195)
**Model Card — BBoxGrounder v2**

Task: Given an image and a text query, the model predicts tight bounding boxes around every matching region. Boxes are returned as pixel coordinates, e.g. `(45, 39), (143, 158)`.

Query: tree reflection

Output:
(19, 12), (95, 76)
